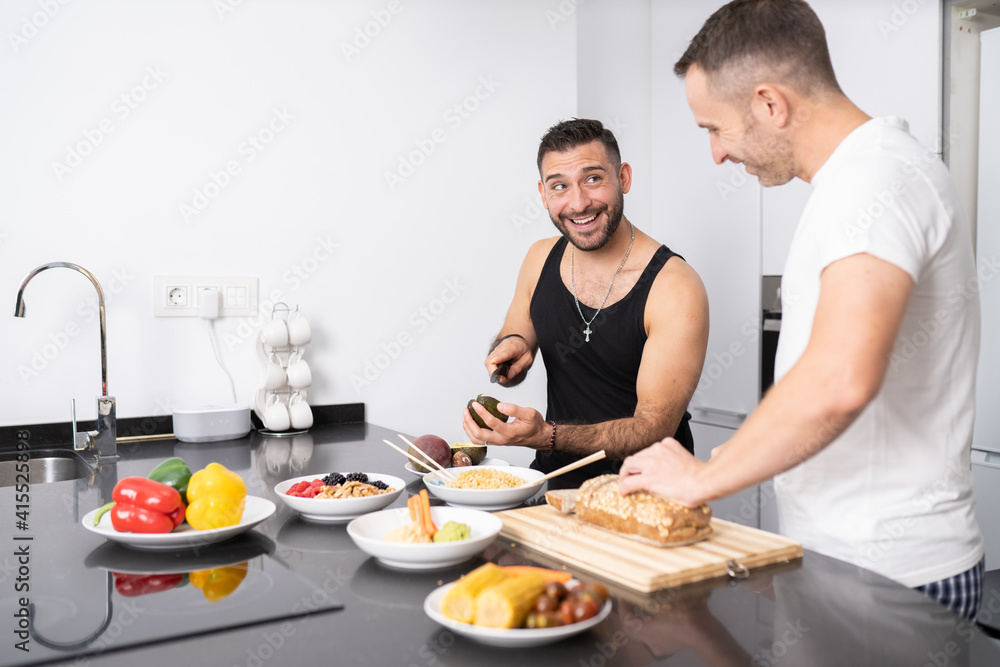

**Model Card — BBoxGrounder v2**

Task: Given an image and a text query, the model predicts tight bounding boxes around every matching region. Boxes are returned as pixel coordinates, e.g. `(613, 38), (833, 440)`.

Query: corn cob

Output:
(474, 574), (547, 628)
(440, 563), (509, 623)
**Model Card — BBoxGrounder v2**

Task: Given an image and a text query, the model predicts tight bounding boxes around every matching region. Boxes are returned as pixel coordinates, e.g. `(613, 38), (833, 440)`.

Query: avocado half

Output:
(466, 394), (507, 430)
(450, 442), (487, 465)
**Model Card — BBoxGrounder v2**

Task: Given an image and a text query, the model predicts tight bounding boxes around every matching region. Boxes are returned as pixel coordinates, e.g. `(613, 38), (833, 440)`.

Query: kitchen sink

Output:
(0, 449), (94, 487)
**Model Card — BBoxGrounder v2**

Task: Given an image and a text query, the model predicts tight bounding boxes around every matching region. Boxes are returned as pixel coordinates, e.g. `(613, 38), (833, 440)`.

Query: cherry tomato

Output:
(582, 582), (609, 604)
(572, 598), (600, 623)
(573, 589), (603, 610)
(557, 600), (574, 626)
(533, 594), (558, 613)
(544, 581), (568, 602)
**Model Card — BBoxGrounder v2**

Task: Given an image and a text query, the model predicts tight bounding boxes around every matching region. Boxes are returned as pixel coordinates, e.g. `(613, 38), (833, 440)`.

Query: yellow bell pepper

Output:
(186, 462), (246, 530)
(189, 563), (248, 602)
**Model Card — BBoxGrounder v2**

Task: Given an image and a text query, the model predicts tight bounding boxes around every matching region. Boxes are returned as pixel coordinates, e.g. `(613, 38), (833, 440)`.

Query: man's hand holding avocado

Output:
(462, 394), (549, 450)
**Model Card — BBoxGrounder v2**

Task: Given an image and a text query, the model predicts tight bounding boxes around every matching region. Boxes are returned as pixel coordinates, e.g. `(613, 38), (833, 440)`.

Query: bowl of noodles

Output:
(423, 465), (546, 511)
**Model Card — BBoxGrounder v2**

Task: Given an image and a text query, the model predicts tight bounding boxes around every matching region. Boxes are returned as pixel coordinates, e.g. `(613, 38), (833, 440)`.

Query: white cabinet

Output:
(690, 420), (760, 528)
(972, 450), (1000, 570)
(974, 26), (1000, 456)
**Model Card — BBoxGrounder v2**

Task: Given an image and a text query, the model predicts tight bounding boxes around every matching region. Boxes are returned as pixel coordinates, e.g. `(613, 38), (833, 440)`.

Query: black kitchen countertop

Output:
(3, 421), (999, 667)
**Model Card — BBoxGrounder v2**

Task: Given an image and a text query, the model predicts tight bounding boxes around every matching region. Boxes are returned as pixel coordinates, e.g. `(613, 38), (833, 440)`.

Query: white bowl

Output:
(423, 466), (546, 511)
(424, 581), (612, 647)
(274, 473), (405, 523)
(347, 506), (502, 570)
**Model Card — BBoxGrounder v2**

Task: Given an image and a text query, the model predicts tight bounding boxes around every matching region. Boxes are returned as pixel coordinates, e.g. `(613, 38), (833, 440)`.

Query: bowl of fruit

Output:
(423, 563), (611, 647)
(275, 472), (405, 523)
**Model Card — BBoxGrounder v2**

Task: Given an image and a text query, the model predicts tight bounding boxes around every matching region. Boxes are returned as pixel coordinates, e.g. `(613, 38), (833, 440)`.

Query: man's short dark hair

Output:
(674, 0), (841, 101)
(536, 118), (621, 175)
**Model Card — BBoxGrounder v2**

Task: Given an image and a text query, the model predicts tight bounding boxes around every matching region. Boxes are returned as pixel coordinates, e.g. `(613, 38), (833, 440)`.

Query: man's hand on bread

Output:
(461, 400), (549, 449)
(619, 438), (707, 508)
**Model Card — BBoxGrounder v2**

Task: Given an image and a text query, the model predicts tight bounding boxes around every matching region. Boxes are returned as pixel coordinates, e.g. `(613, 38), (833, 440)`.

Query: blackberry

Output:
(322, 473), (346, 486)
(370, 480), (389, 491)
(345, 472), (369, 484)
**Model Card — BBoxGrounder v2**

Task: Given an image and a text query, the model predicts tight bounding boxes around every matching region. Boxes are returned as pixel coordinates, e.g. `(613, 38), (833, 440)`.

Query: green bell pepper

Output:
(147, 457), (192, 504)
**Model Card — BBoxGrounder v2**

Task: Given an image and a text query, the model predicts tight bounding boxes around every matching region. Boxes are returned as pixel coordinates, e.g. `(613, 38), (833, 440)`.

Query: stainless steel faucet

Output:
(14, 262), (117, 460)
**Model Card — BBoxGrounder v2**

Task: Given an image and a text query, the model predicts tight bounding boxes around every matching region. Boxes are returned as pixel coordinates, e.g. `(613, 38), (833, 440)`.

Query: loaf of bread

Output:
(545, 474), (713, 547)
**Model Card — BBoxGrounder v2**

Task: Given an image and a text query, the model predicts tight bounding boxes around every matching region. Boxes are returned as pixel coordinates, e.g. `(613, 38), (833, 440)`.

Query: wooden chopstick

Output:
(382, 438), (457, 480)
(532, 450), (607, 485)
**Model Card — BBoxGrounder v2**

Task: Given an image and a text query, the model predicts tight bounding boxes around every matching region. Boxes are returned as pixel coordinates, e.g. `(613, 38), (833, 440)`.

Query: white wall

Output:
(0, 0), (572, 440)
(0, 0), (948, 444)
(762, 0), (942, 276)
(576, 0), (652, 229)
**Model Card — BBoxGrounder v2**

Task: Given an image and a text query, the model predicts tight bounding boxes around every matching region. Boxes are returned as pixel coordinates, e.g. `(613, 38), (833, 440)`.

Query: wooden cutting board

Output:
(497, 504), (803, 593)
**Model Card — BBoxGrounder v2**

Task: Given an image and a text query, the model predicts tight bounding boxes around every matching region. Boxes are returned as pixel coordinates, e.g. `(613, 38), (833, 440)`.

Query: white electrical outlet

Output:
(154, 276), (258, 317)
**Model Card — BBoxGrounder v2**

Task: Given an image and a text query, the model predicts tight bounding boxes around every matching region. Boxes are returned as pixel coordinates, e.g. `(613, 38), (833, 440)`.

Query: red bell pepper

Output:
(113, 572), (186, 597)
(109, 477), (185, 534)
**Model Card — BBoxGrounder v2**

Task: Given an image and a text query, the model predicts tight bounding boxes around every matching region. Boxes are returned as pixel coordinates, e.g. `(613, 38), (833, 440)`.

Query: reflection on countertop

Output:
(2, 421), (999, 667)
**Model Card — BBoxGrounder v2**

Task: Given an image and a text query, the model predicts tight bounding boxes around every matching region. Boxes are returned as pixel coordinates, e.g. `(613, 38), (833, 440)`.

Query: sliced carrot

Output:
(501, 566), (572, 583)
(407, 494), (419, 524)
(419, 489), (438, 537)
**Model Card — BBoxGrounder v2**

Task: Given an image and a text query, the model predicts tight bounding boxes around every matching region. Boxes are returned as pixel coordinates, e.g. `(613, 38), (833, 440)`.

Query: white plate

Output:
(347, 507), (502, 570)
(274, 473), (405, 523)
(423, 465), (545, 511)
(82, 496), (276, 551)
(405, 457), (509, 477)
(424, 581), (612, 647)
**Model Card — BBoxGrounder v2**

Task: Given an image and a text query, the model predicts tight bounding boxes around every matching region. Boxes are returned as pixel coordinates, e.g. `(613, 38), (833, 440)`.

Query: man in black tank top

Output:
(461, 119), (710, 489)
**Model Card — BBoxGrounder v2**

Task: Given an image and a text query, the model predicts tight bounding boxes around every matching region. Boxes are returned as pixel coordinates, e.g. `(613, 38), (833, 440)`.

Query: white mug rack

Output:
(254, 302), (313, 434)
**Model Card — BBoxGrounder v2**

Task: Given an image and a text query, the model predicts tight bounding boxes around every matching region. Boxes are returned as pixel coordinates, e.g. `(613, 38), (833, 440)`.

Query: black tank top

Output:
(528, 236), (694, 489)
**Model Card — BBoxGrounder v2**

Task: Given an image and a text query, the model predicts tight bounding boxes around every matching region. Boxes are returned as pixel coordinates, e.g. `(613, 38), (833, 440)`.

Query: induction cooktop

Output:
(4, 533), (343, 667)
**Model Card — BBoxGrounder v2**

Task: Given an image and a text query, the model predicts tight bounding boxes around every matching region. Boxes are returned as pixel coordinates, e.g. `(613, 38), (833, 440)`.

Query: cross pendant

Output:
(583, 326), (592, 342)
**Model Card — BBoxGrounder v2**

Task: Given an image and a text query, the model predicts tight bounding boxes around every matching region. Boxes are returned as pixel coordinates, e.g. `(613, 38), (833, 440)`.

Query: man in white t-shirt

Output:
(619, 0), (984, 620)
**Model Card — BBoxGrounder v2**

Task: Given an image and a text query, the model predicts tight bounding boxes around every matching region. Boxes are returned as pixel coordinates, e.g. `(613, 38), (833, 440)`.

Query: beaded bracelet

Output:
(548, 420), (557, 452)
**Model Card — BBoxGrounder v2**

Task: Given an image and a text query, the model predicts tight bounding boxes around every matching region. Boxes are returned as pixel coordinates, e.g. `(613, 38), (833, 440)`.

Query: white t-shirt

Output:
(773, 117), (983, 588)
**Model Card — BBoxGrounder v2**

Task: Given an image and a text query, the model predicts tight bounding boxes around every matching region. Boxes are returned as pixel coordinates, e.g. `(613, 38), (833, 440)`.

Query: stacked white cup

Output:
(254, 310), (313, 432)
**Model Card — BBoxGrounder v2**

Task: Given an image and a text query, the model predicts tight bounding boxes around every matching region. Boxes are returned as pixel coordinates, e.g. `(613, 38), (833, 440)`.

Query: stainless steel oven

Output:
(761, 275), (781, 395)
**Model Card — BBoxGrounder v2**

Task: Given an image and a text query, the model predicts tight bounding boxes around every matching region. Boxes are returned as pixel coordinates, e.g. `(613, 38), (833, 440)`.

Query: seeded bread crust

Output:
(546, 474), (713, 547)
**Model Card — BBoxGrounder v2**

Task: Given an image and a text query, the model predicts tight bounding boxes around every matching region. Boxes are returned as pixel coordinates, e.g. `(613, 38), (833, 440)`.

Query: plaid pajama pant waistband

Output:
(916, 558), (985, 622)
